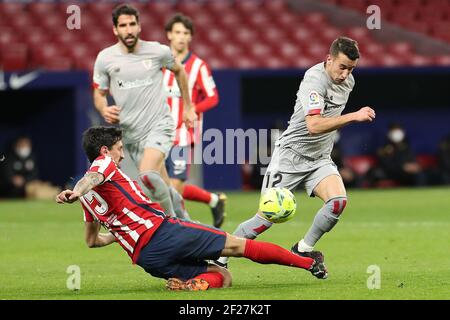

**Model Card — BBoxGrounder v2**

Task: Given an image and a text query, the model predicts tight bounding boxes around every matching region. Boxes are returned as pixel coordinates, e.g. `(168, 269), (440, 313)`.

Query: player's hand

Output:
(354, 106), (376, 122)
(102, 105), (121, 124)
(56, 190), (81, 204)
(183, 106), (198, 128)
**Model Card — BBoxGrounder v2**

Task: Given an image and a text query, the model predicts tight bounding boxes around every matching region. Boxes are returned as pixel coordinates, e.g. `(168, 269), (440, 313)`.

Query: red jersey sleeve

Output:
(194, 62), (219, 113)
(88, 155), (117, 183)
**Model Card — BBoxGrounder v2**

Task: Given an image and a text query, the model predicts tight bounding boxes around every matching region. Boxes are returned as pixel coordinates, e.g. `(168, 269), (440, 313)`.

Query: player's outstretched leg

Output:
(183, 184), (227, 228)
(214, 213), (273, 267)
(221, 235), (326, 280)
(176, 235), (322, 291)
(223, 234), (325, 275)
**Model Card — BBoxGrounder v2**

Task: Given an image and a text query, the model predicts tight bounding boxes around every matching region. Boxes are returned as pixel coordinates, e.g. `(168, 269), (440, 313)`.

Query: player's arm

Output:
(93, 88), (121, 124)
(56, 172), (105, 204)
(167, 61), (197, 127)
(306, 106), (376, 135)
(92, 53), (120, 124)
(84, 221), (116, 248)
(194, 63), (219, 113)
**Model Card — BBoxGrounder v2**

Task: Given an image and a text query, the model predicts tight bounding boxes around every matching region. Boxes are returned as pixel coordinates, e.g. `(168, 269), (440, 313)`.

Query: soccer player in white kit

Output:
(217, 37), (376, 278)
(92, 4), (197, 217)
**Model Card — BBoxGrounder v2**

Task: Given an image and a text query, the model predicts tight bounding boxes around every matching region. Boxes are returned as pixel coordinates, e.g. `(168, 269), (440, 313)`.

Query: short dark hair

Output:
(330, 37), (360, 60)
(82, 126), (122, 163)
(165, 13), (195, 35)
(112, 4), (139, 27)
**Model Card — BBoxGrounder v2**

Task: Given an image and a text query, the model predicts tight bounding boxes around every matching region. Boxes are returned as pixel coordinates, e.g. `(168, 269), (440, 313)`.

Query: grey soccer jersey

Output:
(93, 40), (176, 144)
(278, 62), (355, 160)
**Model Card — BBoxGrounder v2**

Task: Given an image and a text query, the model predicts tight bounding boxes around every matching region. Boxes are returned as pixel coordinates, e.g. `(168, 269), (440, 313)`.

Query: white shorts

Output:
(261, 146), (341, 197)
(125, 115), (175, 168)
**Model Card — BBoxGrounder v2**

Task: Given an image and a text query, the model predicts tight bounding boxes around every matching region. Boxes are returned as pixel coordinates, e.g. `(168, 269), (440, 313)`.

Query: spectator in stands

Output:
(437, 135), (450, 184)
(0, 136), (60, 199)
(330, 133), (359, 188)
(0, 136), (38, 198)
(369, 123), (426, 187)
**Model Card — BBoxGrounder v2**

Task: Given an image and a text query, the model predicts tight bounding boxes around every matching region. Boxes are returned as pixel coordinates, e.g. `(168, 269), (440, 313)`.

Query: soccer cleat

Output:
(211, 193), (227, 228)
(308, 259), (328, 280)
(166, 278), (210, 291)
(291, 243), (328, 279)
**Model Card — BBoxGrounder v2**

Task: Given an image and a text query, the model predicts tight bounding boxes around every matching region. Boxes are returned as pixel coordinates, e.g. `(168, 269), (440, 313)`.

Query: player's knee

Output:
(223, 234), (246, 257)
(215, 266), (232, 288)
(207, 265), (233, 288)
(220, 268), (232, 288)
(139, 171), (167, 197)
(325, 196), (348, 216)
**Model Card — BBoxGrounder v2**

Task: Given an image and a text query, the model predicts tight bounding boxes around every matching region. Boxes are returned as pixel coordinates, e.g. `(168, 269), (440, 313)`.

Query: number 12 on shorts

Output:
(265, 172), (283, 189)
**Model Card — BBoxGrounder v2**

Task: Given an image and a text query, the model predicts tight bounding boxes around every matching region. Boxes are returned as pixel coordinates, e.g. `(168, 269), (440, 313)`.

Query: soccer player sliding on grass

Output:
(56, 126), (326, 291)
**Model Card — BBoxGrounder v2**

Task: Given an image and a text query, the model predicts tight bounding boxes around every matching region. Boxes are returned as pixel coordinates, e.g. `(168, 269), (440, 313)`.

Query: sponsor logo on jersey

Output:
(117, 76), (153, 89)
(309, 90), (321, 108)
(325, 103), (344, 110)
(142, 59), (152, 70)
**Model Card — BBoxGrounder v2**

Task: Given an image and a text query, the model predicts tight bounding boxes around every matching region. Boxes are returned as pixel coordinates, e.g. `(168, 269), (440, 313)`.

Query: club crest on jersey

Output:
(309, 91), (320, 107)
(142, 59), (152, 70)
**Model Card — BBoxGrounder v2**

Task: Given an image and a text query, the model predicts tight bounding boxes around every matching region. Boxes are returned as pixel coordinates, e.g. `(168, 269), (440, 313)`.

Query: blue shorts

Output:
(136, 217), (227, 281)
(165, 145), (191, 181)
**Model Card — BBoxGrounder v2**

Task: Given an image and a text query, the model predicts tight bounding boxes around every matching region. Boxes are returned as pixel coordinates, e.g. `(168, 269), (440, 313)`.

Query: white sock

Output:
(209, 193), (219, 207)
(297, 239), (314, 252)
(217, 256), (228, 265)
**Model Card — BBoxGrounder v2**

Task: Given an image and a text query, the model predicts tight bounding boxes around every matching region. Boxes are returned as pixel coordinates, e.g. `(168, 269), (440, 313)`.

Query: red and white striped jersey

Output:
(163, 52), (219, 146)
(79, 155), (166, 264)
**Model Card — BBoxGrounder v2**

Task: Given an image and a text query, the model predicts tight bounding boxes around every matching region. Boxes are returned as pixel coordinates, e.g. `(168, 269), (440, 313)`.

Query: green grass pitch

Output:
(0, 187), (449, 300)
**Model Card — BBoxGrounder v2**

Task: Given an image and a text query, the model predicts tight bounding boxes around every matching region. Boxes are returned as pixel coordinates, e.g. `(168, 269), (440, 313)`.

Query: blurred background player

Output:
(217, 37), (376, 276)
(92, 4), (197, 218)
(55, 126), (326, 291)
(163, 13), (226, 227)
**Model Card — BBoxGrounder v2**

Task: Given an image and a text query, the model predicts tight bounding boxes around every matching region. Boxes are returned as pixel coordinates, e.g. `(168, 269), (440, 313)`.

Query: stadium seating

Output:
(345, 155), (378, 176)
(326, 0), (450, 44)
(0, 0), (449, 71)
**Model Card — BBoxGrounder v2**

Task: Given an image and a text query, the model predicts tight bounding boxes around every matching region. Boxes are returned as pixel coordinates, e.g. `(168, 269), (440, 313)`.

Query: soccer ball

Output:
(259, 187), (296, 223)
